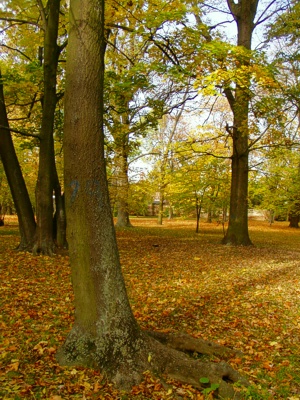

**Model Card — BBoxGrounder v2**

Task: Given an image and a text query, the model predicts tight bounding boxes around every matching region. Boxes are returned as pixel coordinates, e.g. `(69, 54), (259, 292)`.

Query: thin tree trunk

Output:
(206, 208), (212, 223)
(115, 137), (132, 227)
(33, 0), (60, 255)
(0, 70), (36, 249)
(168, 203), (173, 219)
(195, 203), (201, 233)
(157, 190), (164, 225)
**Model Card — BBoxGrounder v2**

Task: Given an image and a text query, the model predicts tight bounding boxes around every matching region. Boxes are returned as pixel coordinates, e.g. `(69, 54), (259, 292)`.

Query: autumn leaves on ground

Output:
(0, 218), (299, 399)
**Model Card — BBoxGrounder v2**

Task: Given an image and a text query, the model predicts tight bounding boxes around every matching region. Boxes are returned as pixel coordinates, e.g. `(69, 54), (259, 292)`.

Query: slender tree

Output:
(33, 0), (62, 255)
(0, 69), (36, 249)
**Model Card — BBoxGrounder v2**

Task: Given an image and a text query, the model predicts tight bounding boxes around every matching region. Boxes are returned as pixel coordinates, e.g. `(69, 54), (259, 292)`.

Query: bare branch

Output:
(254, 0), (287, 28)
(106, 40), (135, 66)
(58, 39), (68, 53)
(128, 152), (160, 165)
(0, 43), (32, 61)
(0, 17), (40, 27)
(106, 23), (134, 33)
(0, 125), (41, 139)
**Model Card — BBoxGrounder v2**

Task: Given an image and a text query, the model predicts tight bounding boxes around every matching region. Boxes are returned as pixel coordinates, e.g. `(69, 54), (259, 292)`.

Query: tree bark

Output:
(0, 70), (36, 249)
(57, 0), (142, 380)
(222, 0), (259, 246)
(33, 0), (60, 255)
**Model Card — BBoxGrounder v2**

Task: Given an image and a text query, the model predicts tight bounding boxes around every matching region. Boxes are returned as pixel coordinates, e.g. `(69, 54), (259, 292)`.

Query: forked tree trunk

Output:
(58, 0), (249, 396)
(0, 70), (36, 249)
(33, 0), (60, 255)
(222, 0), (258, 246)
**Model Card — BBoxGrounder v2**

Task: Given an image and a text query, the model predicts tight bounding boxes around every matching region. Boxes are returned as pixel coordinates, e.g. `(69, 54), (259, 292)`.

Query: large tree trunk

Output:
(57, 1), (249, 397)
(0, 70), (36, 250)
(33, 0), (60, 255)
(222, 124), (252, 245)
(57, 0), (141, 381)
(222, 0), (258, 246)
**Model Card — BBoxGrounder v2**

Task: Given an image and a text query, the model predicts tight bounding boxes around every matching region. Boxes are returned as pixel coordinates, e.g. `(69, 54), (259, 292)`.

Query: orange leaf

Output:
(263, 361), (274, 370)
(8, 361), (19, 371)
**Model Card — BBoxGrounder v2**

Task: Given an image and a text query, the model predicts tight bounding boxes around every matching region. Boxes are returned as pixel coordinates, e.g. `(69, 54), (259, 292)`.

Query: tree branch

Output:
(128, 152), (160, 165)
(0, 44), (32, 61)
(254, 0), (286, 28)
(223, 87), (235, 111)
(106, 23), (134, 32)
(36, 0), (47, 31)
(0, 125), (41, 139)
(0, 17), (40, 27)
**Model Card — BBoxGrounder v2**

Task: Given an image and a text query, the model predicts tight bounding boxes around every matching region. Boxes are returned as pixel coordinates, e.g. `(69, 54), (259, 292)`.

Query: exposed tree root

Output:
(146, 330), (243, 359)
(109, 333), (248, 398)
(146, 334), (248, 399)
(58, 329), (248, 399)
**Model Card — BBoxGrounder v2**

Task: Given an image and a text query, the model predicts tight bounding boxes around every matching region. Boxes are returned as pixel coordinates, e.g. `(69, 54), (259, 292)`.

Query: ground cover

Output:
(0, 217), (299, 399)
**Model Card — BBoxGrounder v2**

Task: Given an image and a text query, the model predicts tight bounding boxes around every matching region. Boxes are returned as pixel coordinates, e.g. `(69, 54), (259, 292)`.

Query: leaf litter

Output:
(0, 217), (299, 399)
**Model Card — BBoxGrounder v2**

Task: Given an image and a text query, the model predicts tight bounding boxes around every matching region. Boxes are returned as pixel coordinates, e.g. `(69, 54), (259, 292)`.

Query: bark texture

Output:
(0, 70), (36, 249)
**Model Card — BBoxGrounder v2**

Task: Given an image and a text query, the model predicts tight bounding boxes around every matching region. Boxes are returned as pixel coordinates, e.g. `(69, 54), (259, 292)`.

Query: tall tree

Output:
(57, 0), (248, 397)
(33, 0), (62, 255)
(0, 69), (36, 249)
(0, 0), (67, 253)
(220, 0), (259, 245)
(192, 0), (290, 245)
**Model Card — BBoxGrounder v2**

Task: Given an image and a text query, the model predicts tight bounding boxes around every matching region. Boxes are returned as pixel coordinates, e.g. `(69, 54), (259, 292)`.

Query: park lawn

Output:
(0, 217), (299, 399)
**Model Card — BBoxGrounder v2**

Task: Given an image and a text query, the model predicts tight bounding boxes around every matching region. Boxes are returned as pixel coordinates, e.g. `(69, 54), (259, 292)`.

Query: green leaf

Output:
(211, 383), (220, 390)
(199, 377), (210, 384)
